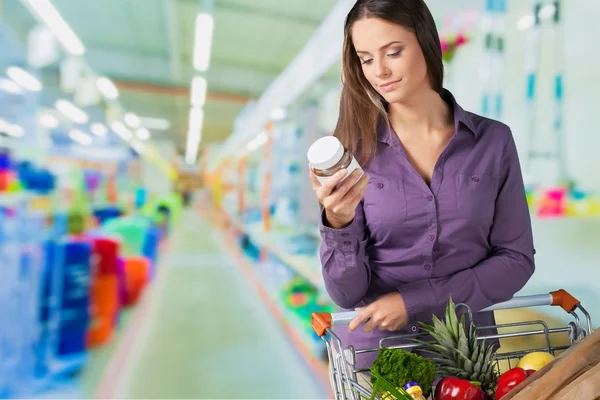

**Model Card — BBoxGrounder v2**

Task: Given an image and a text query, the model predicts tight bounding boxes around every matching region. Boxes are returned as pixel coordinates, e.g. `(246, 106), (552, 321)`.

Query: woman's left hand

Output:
(348, 292), (409, 332)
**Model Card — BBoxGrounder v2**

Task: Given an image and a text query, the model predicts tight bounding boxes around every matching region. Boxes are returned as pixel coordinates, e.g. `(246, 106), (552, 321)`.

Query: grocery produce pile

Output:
(368, 299), (599, 399)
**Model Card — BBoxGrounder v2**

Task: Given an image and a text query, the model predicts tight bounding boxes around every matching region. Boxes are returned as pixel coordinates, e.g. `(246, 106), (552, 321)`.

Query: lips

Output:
(379, 79), (401, 92)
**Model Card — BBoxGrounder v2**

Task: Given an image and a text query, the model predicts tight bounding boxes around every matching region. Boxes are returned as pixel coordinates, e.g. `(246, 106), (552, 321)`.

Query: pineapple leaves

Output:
(445, 297), (460, 341)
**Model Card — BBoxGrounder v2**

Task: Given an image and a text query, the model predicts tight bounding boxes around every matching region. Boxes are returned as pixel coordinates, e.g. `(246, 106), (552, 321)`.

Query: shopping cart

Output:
(311, 289), (593, 400)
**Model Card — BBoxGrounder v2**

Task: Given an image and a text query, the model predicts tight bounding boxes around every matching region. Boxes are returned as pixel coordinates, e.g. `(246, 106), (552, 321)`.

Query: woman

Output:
(309, 0), (535, 371)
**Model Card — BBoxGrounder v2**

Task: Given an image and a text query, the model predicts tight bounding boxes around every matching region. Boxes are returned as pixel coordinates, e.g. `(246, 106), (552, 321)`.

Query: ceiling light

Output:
(247, 131), (268, 151)
(270, 107), (287, 121)
(39, 113), (59, 128)
(55, 99), (88, 124)
(6, 67), (42, 91)
(191, 76), (207, 107)
(538, 4), (556, 20)
(69, 128), (92, 145)
(136, 127), (150, 140)
(111, 121), (132, 141)
(193, 13), (214, 72)
(0, 120), (25, 138)
(96, 76), (119, 99)
(185, 107), (204, 165)
(188, 107), (204, 137)
(0, 77), (24, 94)
(517, 13), (535, 30)
(20, 0), (85, 55)
(90, 122), (107, 137)
(138, 116), (170, 130)
(124, 112), (140, 129)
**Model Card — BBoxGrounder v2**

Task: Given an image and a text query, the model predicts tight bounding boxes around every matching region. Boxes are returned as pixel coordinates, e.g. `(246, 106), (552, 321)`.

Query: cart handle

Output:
(311, 289), (580, 337)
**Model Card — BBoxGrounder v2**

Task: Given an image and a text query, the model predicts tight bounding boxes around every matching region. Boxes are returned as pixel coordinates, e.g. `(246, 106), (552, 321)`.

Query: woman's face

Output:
(351, 17), (430, 104)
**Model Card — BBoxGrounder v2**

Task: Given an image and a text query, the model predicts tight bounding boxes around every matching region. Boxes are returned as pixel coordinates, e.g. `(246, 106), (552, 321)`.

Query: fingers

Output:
(315, 169), (349, 200)
(346, 173), (369, 204)
(308, 168), (321, 190)
(348, 308), (372, 332)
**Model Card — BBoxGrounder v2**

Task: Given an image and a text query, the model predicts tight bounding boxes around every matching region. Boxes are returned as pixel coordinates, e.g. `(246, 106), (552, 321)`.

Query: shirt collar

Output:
(377, 88), (478, 144)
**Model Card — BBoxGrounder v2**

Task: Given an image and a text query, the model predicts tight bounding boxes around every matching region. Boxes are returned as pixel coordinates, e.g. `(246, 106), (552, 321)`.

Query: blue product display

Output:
(56, 241), (91, 357)
(143, 226), (161, 278)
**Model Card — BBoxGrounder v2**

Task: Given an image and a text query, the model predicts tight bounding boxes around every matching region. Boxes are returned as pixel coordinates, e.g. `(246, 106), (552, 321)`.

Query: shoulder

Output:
(465, 111), (514, 150)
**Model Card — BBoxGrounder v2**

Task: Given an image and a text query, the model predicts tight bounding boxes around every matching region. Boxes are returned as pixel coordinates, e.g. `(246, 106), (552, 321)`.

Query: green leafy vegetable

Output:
(370, 348), (436, 398)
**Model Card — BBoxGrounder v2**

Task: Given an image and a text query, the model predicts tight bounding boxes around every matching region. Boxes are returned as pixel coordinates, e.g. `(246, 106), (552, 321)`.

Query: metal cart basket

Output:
(311, 289), (593, 400)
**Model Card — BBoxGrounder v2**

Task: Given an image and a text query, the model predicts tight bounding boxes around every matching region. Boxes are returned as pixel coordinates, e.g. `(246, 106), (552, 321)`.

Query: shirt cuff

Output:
(319, 209), (358, 252)
(400, 279), (436, 323)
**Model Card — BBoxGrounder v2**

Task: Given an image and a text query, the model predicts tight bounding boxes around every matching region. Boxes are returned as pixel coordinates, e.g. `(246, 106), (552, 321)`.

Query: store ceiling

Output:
(1, 0), (339, 154)
(1, 0), (479, 154)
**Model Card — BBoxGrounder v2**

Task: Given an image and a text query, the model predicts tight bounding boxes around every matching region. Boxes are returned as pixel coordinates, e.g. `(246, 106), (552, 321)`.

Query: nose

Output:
(374, 58), (390, 78)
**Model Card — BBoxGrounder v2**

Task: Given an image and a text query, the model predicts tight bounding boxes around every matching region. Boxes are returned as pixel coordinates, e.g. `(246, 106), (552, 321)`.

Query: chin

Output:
(380, 90), (408, 105)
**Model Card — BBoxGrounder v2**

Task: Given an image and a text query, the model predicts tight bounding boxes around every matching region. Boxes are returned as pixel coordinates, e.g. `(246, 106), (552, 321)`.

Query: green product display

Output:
(102, 216), (151, 256)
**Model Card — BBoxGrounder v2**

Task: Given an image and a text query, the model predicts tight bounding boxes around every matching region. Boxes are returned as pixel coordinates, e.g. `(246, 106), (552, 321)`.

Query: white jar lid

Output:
(307, 136), (345, 170)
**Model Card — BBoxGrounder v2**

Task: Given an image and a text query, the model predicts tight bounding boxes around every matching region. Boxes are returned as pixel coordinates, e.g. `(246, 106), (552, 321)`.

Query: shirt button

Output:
(424, 263), (432, 270)
(471, 175), (480, 182)
(411, 325), (418, 332)
(427, 195), (433, 202)
(377, 183), (384, 189)
(428, 234), (435, 241)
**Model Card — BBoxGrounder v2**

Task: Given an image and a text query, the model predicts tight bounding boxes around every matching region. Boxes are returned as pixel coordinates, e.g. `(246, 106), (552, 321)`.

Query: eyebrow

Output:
(355, 41), (403, 55)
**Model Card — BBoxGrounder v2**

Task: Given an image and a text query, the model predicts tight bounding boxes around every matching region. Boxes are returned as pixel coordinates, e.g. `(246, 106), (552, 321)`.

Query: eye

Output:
(361, 59), (373, 65)
(387, 50), (402, 58)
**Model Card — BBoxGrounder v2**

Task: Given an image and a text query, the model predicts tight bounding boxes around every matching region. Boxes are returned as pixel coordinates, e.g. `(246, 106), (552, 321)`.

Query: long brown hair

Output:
(334, 0), (444, 166)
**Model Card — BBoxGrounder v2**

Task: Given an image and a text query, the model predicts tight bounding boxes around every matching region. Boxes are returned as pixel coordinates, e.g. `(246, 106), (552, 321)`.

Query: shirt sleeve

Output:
(319, 200), (372, 309)
(400, 131), (536, 322)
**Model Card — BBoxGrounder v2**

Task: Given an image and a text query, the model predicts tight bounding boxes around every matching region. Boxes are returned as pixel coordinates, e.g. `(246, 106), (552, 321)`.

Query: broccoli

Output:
(370, 348), (436, 397)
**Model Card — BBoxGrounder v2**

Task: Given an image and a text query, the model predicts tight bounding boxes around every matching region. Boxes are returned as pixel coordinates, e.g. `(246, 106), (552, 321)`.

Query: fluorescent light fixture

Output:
(539, 4), (556, 20)
(136, 127), (150, 141)
(138, 116), (170, 130)
(0, 120), (24, 137)
(111, 121), (132, 141)
(517, 13), (535, 30)
(193, 13), (214, 72)
(191, 76), (207, 107)
(90, 122), (107, 137)
(69, 128), (92, 145)
(21, 0), (85, 55)
(185, 135), (201, 164)
(0, 77), (24, 94)
(125, 112), (140, 129)
(185, 107), (204, 164)
(39, 113), (59, 128)
(6, 67), (42, 91)
(96, 76), (119, 99)
(270, 107), (287, 121)
(55, 99), (88, 124)
(6, 124), (24, 137)
(247, 131), (269, 151)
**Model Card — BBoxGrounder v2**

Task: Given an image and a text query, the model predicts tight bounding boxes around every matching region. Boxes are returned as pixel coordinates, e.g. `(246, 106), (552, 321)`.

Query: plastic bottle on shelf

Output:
(403, 382), (427, 400)
(306, 136), (362, 186)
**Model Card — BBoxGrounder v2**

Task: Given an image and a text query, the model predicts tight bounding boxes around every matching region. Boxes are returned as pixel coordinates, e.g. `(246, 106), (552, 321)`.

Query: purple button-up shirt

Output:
(319, 89), (535, 368)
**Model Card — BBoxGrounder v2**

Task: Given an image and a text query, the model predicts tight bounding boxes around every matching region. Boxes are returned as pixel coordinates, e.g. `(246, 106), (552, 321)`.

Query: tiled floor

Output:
(114, 208), (327, 399)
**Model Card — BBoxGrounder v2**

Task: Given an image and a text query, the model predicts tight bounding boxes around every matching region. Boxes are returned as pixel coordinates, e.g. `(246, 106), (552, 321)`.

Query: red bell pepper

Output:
(495, 367), (528, 400)
(434, 377), (486, 400)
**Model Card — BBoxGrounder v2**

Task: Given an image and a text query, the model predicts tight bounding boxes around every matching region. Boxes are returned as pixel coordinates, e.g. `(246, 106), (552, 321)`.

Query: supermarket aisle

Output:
(112, 208), (327, 399)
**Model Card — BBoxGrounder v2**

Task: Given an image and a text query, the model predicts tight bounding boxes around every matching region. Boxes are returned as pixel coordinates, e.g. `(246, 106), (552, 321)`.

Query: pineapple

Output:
(417, 298), (499, 397)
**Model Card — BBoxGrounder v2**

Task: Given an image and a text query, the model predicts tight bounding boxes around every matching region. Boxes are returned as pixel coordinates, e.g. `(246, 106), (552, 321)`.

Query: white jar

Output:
(307, 136), (362, 186)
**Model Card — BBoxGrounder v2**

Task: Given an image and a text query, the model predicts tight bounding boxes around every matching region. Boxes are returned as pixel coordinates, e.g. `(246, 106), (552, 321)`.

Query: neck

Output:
(387, 87), (452, 135)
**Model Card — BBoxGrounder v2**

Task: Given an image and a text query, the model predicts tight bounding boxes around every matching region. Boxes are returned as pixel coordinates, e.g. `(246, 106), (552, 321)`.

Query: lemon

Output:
(516, 352), (555, 371)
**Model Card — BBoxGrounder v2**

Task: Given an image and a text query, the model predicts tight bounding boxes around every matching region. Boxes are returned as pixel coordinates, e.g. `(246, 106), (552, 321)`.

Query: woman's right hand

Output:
(309, 168), (369, 229)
